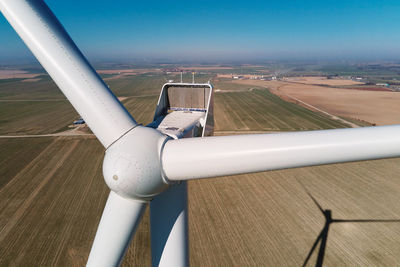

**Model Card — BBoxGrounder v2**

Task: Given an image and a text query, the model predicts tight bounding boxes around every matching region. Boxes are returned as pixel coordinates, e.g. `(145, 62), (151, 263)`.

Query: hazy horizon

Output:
(1, 0), (400, 62)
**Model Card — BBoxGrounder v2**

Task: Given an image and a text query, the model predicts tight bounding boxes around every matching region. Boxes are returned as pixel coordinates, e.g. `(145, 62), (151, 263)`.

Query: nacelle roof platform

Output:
(148, 82), (214, 139)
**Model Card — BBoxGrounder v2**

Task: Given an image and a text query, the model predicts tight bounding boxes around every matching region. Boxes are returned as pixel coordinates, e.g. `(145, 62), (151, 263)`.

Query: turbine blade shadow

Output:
(333, 219), (400, 223)
(298, 181), (324, 214)
(302, 230), (323, 267)
(298, 180), (332, 267)
(298, 180), (400, 267)
(316, 225), (329, 267)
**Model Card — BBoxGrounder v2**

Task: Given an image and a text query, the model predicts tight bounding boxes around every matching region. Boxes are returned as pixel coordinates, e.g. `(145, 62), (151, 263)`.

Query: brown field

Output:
(340, 86), (392, 92)
(97, 69), (156, 75)
(284, 76), (365, 86)
(189, 159), (400, 266)
(179, 67), (234, 70)
(98, 69), (159, 81)
(241, 64), (267, 68)
(21, 78), (41, 83)
(2, 74), (400, 267)
(217, 74), (266, 79)
(233, 79), (400, 125)
(0, 70), (41, 79)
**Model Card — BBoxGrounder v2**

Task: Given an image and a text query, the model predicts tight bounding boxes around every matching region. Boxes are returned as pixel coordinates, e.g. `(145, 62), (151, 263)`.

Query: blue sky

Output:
(1, 0), (400, 62)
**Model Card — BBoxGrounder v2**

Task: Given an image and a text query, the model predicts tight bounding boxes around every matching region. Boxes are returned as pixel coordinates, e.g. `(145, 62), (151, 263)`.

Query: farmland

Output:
(274, 83), (400, 125)
(188, 158), (400, 266)
(283, 76), (364, 86)
(1, 68), (400, 267)
(0, 100), (78, 135)
(0, 76), (64, 100)
(122, 96), (159, 126)
(232, 79), (400, 126)
(213, 89), (348, 132)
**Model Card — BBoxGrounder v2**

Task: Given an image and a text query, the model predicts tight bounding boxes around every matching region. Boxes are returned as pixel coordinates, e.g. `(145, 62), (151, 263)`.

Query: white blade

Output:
(87, 191), (146, 267)
(162, 125), (400, 181)
(0, 0), (136, 148)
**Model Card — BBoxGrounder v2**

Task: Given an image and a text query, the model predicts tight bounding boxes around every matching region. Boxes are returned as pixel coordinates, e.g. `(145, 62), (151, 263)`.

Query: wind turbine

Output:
(2, 1), (400, 267)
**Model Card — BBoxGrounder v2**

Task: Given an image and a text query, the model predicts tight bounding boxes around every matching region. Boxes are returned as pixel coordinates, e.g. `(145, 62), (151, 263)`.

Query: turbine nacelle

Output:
(103, 126), (170, 200)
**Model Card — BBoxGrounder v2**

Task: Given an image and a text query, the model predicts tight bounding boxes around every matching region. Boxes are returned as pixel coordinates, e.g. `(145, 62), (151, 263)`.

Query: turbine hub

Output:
(103, 126), (170, 200)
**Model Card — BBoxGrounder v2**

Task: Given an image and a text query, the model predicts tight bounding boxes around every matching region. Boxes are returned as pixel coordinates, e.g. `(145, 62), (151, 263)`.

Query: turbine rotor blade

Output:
(0, 0), (136, 148)
(162, 125), (400, 181)
(87, 191), (146, 267)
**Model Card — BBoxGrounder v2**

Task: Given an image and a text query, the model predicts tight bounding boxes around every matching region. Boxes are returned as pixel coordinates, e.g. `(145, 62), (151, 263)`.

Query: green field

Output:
(0, 101), (78, 135)
(213, 81), (259, 91)
(0, 74), (163, 135)
(106, 75), (165, 97)
(214, 89), (348, 132)
(0, 76), (64, 100)
(122, 96), (159, 126)
(0, 138), (54, 187)
(106, 72), (214, 97)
